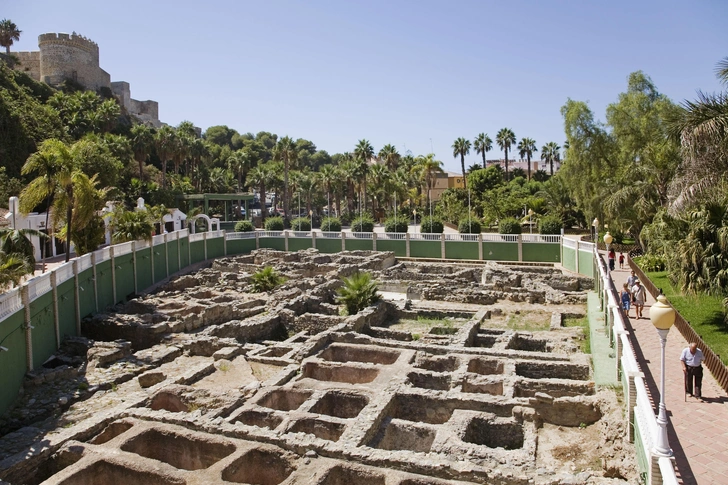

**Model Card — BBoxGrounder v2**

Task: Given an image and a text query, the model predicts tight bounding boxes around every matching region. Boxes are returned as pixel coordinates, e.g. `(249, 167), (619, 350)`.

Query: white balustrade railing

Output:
(55, 262), (75, 284)
(179, 228), (189, 238)
(320, 232), (342, 239)
(27, 273), (52, 301)
(77, 253), (93, 272)
(522, 234), (562, 243)
(409, 233), (440, 241)
(350, 232), (373, 240)
(210, 230), (224, 239)
(152, 234), (166, 246)
(482, 234), (518, 242)
(291, 231), (311, 238)
(260, 231), (284, 238)
(189, 232), (205, 242)
(379, 232), (405, 241)
(226, 231), (256, 240)
(0, 288), (22, 320)
(579, 241), (595, 251)
(95, 247), (111, 262)
(444, 233), (479, 242)
(115, 241), (134, 256)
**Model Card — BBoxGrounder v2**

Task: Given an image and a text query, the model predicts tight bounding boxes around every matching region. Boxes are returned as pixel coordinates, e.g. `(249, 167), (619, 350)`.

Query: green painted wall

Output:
(578, 250), (594, 278)
(167, 241), (180, 275)
(376, 239), (407, 257)
(77, 268), (96, 318)
(259, 237), (286, 251)
(29, 292), (56, 369)
(190, 240), (205, 264)
(482, 242), (518, 261)
(207, 237), (225, 259)
(343, 238), (374, 251)
(445, 241), (479, 260)
(227, 238), (257, 255)
(0, 311), (27, 414)
(410, 240), (442, 258)
(289, 238), (313, 252)
(315, 238), (343, 254)
(179, 237), (190, 268)
(135, 248), (153, 291)
(633, 414), (649, 479)
(562, 247), (576, 272)
(114, 254), (135, 303)
(95, 260), (115, 310)
(57, 279), (77, 340)
(522, 243), (561, 263)
(153, 244), (168, 283)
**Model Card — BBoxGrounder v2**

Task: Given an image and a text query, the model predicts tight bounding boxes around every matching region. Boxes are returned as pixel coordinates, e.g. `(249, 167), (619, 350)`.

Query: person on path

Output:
(621, 283), (632, 318)
(680, 342), (705, 400)
(631, 280), (646, 319)
(608, 249), (616, 271)
(626, 270), (638, 288)
(619, 252), (625, 269)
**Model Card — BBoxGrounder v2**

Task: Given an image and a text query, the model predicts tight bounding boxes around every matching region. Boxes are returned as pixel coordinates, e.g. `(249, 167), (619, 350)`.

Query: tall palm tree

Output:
(227, 149), (250, 192)
(473, 133), (493, 168)
(541, 141), (561, 176)
(368, 164), (391, 215)
(378, 144), (400, 171)
(414, 154), (443, 209)
(131, 124), (154, 182)
(354, 139), (375, 214)
(518, 137), (538, 180)
(318, 164), (337, 216)
(339, 159), (359, 215)
(452, 137), (471, 189)
(247, 163), (276, 222)
(154, 126), (176, 188)
(496, 128), (517, 180)
(273, 136), (298, 219)
(0, 19), (21, 54)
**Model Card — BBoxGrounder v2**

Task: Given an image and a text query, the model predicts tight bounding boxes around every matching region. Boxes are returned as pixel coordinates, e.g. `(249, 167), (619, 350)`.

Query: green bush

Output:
(250, 266), (286, 292)
(498, 217), (522, 234)
(290, 217), (311, 231)
(384, 215), (409, 233)
(634, 254), (667, 272)
(264, 216), (284, 231)
(339, 212), (352, 226)
(336, 272), (380, 315)
(234, 220), (255, 232)
(420, 216), (444, 234)
(320, 217), (342, 232)
(458, 218), (481, 234)
(351, 214), (374, 232)
(538, 215), (562, 235)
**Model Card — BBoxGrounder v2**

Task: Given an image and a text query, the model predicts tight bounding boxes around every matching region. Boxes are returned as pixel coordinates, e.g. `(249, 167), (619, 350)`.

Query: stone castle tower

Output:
(14, 32), (161, 127)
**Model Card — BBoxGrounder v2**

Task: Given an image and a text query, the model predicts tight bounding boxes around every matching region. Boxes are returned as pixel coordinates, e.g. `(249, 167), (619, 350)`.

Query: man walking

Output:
(681, 342), (705, 400)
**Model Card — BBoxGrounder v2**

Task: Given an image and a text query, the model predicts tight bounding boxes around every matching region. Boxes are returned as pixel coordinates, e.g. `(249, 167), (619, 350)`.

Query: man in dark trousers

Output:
(681, 342), (705, 400)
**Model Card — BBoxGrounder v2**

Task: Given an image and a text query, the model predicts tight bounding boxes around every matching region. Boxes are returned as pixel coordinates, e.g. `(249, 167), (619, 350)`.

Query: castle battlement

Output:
(38, 32), (99, 56)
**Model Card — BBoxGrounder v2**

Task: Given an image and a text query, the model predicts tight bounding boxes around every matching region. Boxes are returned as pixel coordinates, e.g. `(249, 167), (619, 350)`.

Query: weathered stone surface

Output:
(137, 370), (166, 388)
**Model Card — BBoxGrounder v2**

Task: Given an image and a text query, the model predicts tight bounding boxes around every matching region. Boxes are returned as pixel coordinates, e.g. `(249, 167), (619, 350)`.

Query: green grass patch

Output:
(646, 271), (728, 365)
(506, 311), (551, 331)
(564, 316), (591, 354)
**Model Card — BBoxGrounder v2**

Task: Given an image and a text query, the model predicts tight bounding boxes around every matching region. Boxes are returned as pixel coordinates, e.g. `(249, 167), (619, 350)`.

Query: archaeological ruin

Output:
(0, 249), (636, 485)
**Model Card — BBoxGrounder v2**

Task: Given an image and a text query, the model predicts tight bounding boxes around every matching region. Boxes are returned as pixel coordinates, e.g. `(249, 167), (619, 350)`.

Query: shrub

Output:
(351, 214), (374, 233)
(538, 215), (562, 235)
(320, 217), (342, 232)
(633, 254), (667, 272)
(251, 266), (286, 292)
(234, 220), (254, 232)
(290, 217), (311, 231)
(384, 215), (409, 233)
(419, 216), (444, 234)
(458, 218), (481, 234)
(498, 217), (522, 234)
(339, 212), (352, 226)
(336, 271), (380, 315)
(264, 216), (284, 231)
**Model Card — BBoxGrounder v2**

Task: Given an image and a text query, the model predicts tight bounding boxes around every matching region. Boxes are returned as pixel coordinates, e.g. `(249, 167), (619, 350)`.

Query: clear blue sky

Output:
(6, 0), (727, 173)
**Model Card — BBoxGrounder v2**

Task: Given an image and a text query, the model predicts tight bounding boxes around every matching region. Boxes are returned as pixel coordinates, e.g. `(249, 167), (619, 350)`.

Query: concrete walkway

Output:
(607, 261), (728, 485)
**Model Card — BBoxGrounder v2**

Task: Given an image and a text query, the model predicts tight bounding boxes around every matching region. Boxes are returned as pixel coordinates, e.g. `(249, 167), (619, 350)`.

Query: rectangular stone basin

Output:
(309, 391), (369, 418)
(257, 388), (313, 411)
(370, 419), (437, 453)
(222, 448), (295, 485)
(121, 428), (235, 470)
(302, 362), (379, 384)
(319, 344), (400, 365)
(467, 357), (504, 375)
(58, 460), (185, 485)
(289, 418), (346, 441)
(317, 465), (386, 485)
(516, 361), (590, 380)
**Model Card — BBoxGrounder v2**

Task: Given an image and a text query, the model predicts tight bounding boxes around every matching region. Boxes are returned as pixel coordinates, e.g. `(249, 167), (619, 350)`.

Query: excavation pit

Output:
(221, 448), (295, 485)
(235, 410), (284, 430)
(309, 391), (369, 418)
(466, 358), (504, 375)
(370, 419), (437, 453)
(516, 361), (590, 380)
(507, 335), (549, 352)
(257, 389), (313, 411)
(319, 344), (400, 365)
(149, 391), (188, 413)
(288, 418), (346, 441)
(302, 362), (380, 384)
(259, 347), (294, 358)
(472, 335), (497, 348)
(389, 395), (454, 425)
(462, 417), (524, 450)
(514, 379), (595, 398)
(406, 372), (450, 391)
(414, 355), (460, 373)
(461, 378), (504, 396)
(89, 421), (134, 445)
(58, 460), (185, 485)
(317, 465), (386, 485)
(120, 429), (235, 470)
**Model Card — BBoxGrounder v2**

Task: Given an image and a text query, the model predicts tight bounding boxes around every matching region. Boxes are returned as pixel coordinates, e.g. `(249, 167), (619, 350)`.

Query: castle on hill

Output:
(13, 32), (162, 128)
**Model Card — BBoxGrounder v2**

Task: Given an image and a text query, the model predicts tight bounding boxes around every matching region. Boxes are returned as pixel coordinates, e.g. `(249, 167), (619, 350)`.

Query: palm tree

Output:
(474, 133), (493, 167)
(541, 141), (561, 176)
(0, 19), (21, 54)
(318, 164), (337, 217)
(368, 164), (391, 216)
(354, 139), (375, 213)
(0, 227), (44, 268)
(273, 136), (298, 219)
(452, 137), (471, 189)
(518, 137), (538, 180)
(227, 149), (250, 192)
(336, 271), (380, 315)
(496, 128), (516, 180)
(414, 154), (443, 210)
(131, 124), (154, 181)
(154, 126), (176, 188)
(110, 209), (154, 243)
(340, 159), (359, 216)
(247, 163), (276, 222)
(0, 252), (33, 290)
(378, 144), (400, 171)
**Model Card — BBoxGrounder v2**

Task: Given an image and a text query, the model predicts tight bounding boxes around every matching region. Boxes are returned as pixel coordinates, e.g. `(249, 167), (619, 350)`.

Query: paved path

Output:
(607, 262), (728, 485)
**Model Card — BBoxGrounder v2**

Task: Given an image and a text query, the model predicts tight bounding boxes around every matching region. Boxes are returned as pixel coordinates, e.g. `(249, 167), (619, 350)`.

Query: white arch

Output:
(188, 214), (219, 233)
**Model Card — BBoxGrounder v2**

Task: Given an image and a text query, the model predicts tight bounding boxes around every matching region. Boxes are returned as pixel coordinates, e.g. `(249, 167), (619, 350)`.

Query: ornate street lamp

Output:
(603, 231), (613, 274)
(592, 217), (599, 242)
(528, 209), (534, 235)
(650, 294), (676, 457)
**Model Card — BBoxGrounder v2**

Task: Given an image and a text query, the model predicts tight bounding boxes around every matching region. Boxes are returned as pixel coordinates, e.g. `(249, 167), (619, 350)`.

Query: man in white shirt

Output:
(680, 342), (705, 400)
